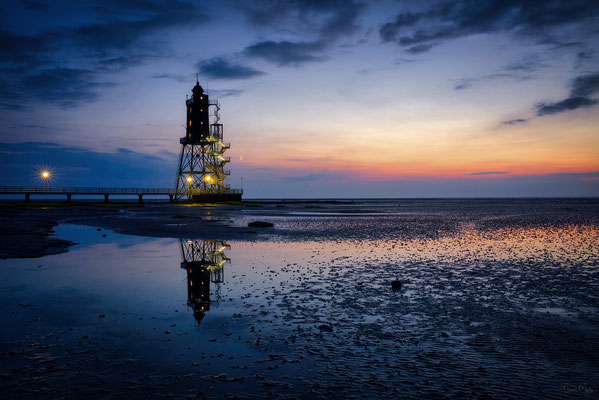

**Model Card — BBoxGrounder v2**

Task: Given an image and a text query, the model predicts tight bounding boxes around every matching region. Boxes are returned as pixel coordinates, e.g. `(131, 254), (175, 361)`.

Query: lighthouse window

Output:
(200, 96), (203, 100)
(189, 121), (192, 126)
(200, 122), (203, 124)
(189, 108), (192, 113)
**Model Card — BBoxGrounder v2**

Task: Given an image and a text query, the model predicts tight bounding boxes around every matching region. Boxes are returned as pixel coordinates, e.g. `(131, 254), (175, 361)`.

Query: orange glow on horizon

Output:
(239, 156), (599, 180)
(233, 112), (599, 180)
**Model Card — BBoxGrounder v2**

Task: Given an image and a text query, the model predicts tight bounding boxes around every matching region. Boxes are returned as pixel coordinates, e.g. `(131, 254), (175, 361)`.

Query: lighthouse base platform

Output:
(190, 192), (243, 203)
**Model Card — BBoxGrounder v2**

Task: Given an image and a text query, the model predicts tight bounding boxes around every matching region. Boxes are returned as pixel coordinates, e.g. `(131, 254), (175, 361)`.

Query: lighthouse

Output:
(180, 239), (230, 324)
(175, 79), (241, 201)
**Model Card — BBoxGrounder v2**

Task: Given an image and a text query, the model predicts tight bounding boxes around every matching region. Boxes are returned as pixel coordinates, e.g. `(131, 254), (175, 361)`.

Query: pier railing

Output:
(0, 186), (243, 202)
(0, 186), (242, 195)
(0, 186), (176, 194)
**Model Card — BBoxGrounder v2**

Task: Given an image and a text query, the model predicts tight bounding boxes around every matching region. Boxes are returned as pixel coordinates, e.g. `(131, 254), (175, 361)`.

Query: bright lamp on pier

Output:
(204, 175), (212, 182)
(41, 171), (50, 179)
(186, 176), (193, 183)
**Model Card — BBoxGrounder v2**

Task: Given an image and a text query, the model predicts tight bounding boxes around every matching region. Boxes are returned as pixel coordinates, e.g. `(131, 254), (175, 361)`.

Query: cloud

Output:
(72, 0), (207, 51)
(152, 73), (188, 83)
(502, 118), (528, 125)
(0, 86), (25, 110)
(11, 124), (52, 130)
(210, 89), (245, 97)
(239, 0), (364, 40)
(569, 72), (599, 97)
(98, 55), (154, 71)
(380, 1), (599, 53)
(465, 171), (510, 175)
(453, 73), (523, 91)
(197, 57), (265, 79)
(405, 44), (433, 54)
(22, 68), (115, 108)
(454, 79), (474, 90)
(535, 72), (599, 116)
(575, 50), (594, 69)
(453, 53), (546, 92)
(503, 53), (548, 73)
(0, 0), (208, 109)
(20, 0), (49, 11)
(245, 41), (325, 66)
(239, 0), (366, 66)
(0, 66), (115, 110)
(536, 97), (597, 116)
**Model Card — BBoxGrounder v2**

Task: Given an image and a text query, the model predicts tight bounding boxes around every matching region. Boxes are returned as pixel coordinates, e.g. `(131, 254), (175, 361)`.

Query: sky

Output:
(0, 0), (598, 198)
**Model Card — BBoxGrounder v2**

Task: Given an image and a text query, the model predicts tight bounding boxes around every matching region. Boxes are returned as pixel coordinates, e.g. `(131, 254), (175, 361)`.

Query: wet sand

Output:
(0, 199), (395, 258)
(0, 202), (274, 259)
(1, 199), (598, 398)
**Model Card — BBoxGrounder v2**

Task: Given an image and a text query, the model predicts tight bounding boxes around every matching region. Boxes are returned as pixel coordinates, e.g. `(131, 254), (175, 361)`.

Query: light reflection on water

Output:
(1, 219), (598, 398)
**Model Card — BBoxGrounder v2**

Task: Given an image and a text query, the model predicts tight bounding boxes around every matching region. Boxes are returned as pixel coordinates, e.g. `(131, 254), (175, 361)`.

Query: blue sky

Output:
(0, 0), (598, 197)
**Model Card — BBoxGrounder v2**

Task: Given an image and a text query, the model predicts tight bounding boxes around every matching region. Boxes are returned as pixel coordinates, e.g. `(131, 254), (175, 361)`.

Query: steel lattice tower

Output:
(175, 80), (232, 201)
(180, 239), (230, 324)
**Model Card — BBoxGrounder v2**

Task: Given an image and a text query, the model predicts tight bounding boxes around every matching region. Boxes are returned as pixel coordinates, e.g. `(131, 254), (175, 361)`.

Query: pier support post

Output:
(104, 194), (109, 203)
(138, 195), (143, 204)
(66, 194), (72, 203)
(25, 193), (30, 203)
(169, 195), (174, 203)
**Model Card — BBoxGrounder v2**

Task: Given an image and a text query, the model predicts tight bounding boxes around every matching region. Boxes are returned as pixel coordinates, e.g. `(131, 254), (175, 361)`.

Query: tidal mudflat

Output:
(1, 199), (598, 398)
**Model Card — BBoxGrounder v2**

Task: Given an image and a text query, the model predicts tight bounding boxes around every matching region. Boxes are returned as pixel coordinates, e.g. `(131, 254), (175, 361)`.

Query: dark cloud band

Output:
(197, 57), (265, 80)
(380, 0), (599, 53)
(536, 73), (599, 116)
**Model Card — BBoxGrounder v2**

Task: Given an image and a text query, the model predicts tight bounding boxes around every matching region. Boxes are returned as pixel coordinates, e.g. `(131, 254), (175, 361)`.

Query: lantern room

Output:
(185, 81), (210, 143)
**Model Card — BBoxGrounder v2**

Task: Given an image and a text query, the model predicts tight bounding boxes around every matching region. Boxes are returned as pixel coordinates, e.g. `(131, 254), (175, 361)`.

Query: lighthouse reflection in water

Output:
(180, 239), (230, 324)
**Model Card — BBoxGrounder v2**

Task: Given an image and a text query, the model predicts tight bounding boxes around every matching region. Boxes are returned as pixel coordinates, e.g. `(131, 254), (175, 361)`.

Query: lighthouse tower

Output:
(179, 239), (230, 324)
(175, 79), (240, 201)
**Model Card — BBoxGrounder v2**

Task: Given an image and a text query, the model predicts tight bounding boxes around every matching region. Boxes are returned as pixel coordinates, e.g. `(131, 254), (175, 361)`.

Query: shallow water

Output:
(1, 199), (599, 398)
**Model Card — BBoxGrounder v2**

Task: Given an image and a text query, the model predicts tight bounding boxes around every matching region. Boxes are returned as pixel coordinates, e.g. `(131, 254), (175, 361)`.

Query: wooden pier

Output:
(0, 186), (242, 203)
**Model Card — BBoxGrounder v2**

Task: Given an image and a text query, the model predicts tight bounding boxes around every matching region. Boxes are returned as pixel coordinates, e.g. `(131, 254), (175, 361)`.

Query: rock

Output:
(248, 221), (274, 228)
(318, 324), (333, 332)
(165, 330), (170, 334)
(391, 280), (401, 290)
